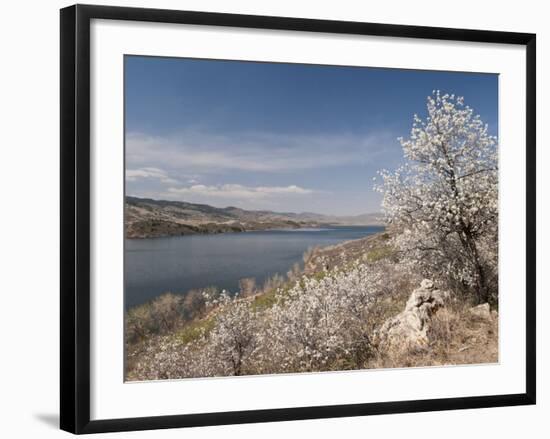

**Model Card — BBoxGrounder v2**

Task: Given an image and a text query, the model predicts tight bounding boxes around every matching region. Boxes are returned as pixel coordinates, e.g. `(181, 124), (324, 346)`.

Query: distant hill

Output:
(125, 196), (384, 238)
(292, 212), (385, 226)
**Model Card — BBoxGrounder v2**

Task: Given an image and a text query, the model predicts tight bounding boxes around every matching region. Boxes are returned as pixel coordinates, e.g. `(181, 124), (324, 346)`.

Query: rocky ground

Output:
(370, 279), (498, 369)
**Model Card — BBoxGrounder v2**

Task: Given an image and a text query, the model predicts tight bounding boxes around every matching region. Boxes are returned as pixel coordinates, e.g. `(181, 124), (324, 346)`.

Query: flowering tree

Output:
(376, 91), (498, 303)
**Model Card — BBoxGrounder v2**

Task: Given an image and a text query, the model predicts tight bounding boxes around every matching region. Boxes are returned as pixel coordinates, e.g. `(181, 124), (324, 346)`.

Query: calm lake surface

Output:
(125, 226), (384, 309)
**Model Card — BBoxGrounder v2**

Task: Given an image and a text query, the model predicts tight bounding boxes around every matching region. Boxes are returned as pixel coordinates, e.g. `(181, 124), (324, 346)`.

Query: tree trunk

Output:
(461, 230), (489, 304)
(438, 138), (489, 304)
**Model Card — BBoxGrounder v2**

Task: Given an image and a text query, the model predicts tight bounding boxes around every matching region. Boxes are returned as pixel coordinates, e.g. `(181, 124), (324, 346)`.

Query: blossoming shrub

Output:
(130, 260), (402, 379)
(259, 262), (384, 373)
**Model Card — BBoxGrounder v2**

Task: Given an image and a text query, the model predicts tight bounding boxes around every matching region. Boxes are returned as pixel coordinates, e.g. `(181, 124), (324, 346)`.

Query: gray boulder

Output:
(376, 279), (448, 350)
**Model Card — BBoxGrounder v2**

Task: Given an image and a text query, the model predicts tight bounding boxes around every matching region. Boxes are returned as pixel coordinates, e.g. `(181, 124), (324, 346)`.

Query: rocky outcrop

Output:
(375, 279), (449, 350)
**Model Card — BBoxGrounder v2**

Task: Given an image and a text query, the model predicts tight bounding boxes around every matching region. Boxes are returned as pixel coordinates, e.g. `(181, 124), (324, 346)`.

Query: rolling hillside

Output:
(125, 196), (383, 238)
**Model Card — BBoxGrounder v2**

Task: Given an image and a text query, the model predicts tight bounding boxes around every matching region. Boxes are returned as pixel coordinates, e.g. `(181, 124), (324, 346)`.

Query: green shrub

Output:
(366, 246), (394, 262)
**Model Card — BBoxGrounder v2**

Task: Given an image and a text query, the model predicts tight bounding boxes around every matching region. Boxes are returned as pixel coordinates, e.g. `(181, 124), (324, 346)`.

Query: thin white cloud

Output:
(126, 130), (398, 174)
(166, 183), (314, 200)
(125, 129), (399, 213)
(126, 167), (179, 184)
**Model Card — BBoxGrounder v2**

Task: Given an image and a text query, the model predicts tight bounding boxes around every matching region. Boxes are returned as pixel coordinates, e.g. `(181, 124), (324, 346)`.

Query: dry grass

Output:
(304, 232), (395, 274)
(368, 301), (498, 369)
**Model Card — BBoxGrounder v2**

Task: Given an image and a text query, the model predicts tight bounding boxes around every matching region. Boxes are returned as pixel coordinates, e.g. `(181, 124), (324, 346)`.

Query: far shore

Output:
(125, 196), (384, 239)
(125, 220), (384, 239)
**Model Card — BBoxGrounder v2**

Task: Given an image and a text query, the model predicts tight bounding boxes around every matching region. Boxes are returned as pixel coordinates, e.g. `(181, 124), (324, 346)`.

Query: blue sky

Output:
(125, 56), (498, 216)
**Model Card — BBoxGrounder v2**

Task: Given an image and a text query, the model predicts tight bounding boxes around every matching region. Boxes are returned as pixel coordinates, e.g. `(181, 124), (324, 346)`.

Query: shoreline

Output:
(125, 222), (385, 240)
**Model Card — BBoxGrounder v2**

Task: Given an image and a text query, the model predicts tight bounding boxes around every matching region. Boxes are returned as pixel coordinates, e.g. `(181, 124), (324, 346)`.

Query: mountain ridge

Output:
(125, 196), (384, 238)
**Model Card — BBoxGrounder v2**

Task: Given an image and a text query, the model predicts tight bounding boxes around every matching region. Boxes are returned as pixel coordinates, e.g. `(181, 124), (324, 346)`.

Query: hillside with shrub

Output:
(125, 92), (499, 380)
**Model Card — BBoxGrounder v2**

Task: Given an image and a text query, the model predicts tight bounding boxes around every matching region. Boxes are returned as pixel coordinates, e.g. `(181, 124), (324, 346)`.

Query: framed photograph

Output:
(60, 4), (536, 434)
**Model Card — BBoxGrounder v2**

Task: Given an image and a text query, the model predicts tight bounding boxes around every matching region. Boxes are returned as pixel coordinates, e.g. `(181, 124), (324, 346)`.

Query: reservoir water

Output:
(125, 225), (384, 309)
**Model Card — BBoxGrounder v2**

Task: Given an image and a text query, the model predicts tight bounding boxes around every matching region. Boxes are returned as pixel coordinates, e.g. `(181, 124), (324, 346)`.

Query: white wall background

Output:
(0, 0), (546, 437)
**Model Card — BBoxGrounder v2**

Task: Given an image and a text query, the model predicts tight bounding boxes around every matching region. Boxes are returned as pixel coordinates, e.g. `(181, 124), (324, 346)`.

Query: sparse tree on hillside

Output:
(238, 277), (257, 297)
(376, 91), (498, 303)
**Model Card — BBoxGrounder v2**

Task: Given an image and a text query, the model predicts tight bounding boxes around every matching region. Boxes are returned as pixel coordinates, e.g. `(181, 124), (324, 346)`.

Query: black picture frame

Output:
(60, 4), (536, 434)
